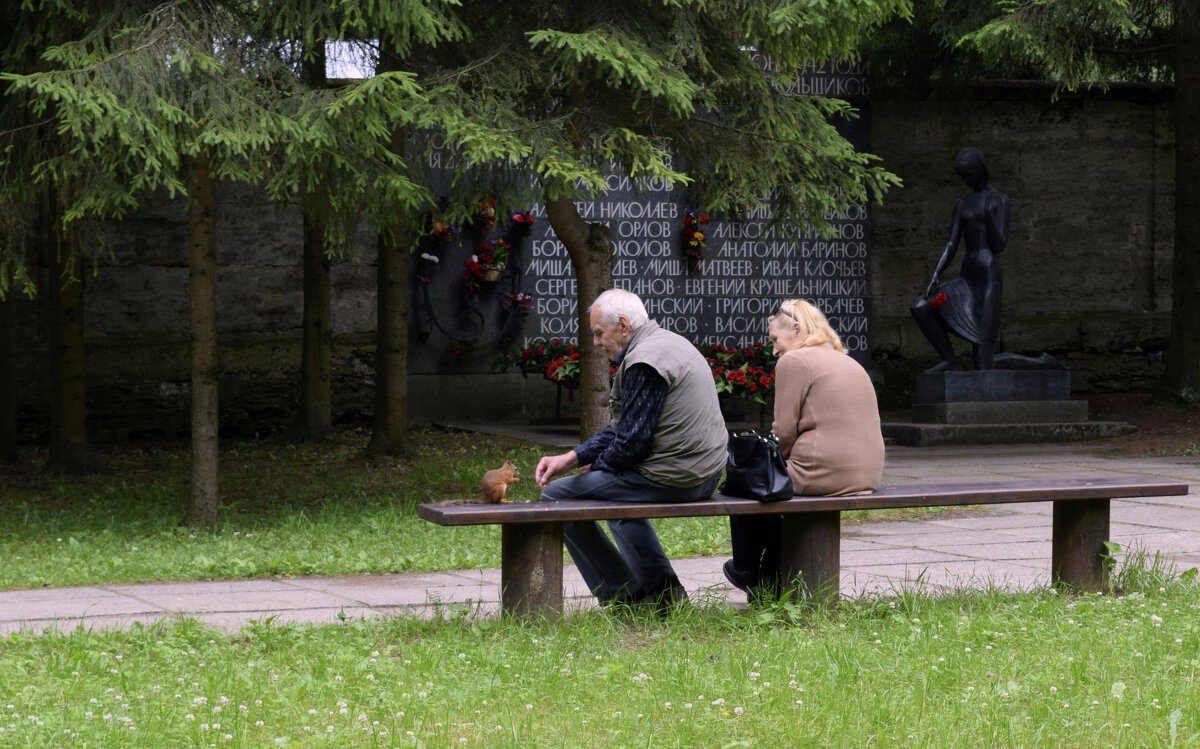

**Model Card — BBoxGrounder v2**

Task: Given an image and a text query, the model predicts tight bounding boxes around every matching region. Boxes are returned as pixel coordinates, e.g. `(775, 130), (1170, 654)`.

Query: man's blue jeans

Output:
(540, 468), (723, 603)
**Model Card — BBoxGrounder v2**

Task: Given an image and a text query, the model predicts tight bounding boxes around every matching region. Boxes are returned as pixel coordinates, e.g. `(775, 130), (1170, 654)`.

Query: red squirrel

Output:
(437, 460), (520, 506)
(481, 460), (520, 503)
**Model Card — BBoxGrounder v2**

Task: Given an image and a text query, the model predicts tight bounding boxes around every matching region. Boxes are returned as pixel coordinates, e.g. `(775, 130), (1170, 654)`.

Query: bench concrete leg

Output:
(501, 522), (564, 619)
(780, 511), (841, 604)
(1052, 498), (1110, 593)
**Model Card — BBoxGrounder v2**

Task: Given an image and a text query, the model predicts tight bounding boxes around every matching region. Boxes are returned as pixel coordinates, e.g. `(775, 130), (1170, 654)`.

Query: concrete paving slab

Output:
(858, 529), (1036, 548)
(0, 586), (124, 604)
(0, 593), (162, 621)
(102, 579), (300, 595)
(1112, 506), (1200, 530)
(130, 587), (353, 614)
(840, 547), (975, 565)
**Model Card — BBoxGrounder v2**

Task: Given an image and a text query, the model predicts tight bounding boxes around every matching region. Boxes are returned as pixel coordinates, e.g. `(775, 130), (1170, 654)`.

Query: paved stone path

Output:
(1, 440), (1196, 635)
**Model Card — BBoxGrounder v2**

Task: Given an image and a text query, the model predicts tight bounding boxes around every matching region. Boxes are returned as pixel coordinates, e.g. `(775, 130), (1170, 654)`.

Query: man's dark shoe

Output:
(634, 578), (689, 615)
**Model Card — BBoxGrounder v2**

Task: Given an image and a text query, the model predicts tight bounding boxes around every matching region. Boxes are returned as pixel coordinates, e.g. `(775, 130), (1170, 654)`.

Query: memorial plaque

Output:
(411, 62), (872, 371)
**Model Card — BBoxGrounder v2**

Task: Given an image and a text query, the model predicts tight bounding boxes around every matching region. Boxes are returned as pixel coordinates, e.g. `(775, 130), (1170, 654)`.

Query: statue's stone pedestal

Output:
(882, 371), (1135, 446)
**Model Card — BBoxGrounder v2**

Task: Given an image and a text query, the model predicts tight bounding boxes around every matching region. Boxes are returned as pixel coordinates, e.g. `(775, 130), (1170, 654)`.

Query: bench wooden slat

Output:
(417, 477), (1189, 526)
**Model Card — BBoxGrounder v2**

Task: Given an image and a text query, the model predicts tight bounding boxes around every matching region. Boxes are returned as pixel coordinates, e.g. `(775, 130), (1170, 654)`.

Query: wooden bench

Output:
(418, 477), (1190, 618)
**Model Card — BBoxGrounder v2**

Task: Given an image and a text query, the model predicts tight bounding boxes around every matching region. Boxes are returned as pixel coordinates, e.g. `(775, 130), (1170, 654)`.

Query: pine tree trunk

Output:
(366, 127), (412, 457)
(184, 151), (220, 528)
(296, 42), (333, 440)
(47, 199), (88, 474)
(298, 191), (333, 439)
(543, 194), (614, 440)
(1165, 1), (1200, 405)
(0, 295), (17, 463)
(0, 1), (18, 463)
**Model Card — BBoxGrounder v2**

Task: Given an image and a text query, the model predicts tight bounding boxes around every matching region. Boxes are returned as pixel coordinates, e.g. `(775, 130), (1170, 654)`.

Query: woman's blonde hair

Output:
(768, 299), (846, 353)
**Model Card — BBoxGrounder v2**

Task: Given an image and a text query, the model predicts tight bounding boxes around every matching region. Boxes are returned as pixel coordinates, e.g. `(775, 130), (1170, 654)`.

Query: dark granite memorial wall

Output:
(411, 60), (872, 372)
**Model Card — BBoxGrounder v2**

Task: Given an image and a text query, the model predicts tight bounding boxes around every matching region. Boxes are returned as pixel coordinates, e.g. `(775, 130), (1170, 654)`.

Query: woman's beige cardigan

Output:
(772, 343), (885, 495)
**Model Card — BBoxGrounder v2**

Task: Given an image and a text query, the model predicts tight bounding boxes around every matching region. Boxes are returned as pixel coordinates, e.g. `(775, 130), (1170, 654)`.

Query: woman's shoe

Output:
(722, 559), (756, 594)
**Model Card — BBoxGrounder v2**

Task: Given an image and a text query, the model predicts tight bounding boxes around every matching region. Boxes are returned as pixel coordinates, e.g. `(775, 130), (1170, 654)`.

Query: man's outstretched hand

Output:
(535, 451), (580, 488)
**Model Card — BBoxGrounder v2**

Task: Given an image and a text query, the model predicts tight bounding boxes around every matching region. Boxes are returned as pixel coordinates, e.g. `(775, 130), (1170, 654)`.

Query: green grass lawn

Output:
(2, 428), (1198, 747)
(1, 577), (1197, 747)
(0, 428), (947, 590)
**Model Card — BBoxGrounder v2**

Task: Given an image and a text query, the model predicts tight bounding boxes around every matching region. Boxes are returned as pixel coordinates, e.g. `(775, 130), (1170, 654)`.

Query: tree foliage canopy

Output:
(407, 0), (913, 235)
(3, 0), (917, 297)
(868, 0), (1175, 94)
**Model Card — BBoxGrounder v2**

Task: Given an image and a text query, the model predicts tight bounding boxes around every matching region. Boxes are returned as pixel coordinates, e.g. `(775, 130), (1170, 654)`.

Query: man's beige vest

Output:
(609, 322), (728, 487)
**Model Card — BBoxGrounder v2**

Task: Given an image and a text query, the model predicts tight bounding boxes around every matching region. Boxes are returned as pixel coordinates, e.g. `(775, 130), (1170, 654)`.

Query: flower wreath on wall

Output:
(413, 198), (538, 354)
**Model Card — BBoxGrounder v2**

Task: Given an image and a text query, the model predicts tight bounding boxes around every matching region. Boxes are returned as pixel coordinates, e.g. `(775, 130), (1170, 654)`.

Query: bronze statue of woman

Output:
(912, 148), (1061, 372)
(911, 147), (1006, 372)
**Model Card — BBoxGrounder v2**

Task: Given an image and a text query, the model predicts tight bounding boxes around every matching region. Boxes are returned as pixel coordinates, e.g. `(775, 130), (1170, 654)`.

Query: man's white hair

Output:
(590, 288), (649, 330)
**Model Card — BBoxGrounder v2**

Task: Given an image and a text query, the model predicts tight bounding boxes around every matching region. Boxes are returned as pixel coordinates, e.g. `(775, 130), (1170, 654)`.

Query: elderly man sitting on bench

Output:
(535, 288), (728, 610)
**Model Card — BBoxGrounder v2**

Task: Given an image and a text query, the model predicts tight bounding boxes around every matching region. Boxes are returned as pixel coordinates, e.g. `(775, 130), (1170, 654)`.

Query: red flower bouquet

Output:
(681, 209), (709, 261)
(475, 197), (497, 234)
(461, 239), (510, 294)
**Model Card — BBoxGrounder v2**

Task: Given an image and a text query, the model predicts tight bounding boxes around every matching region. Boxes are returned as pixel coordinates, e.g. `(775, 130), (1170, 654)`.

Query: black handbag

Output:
(718, 430), (794, 502)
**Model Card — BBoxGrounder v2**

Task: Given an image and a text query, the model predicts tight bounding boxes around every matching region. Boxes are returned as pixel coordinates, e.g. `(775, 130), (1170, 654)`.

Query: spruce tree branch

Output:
(690, 116), (818, 153)
(0, 118), (55, 138)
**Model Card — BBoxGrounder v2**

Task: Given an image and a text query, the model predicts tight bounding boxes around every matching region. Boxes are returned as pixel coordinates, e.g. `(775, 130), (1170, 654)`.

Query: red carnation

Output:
(932, 292), (948, 308)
